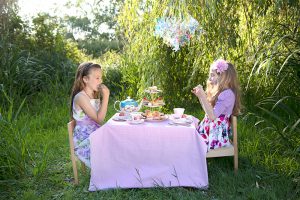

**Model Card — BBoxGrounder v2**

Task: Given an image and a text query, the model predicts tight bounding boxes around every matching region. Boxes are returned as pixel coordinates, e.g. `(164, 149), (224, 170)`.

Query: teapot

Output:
(114, 96), (142, 112)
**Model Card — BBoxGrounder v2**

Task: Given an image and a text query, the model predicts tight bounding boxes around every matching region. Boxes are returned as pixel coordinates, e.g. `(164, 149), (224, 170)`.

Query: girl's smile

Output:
(208, 70), (219, 85)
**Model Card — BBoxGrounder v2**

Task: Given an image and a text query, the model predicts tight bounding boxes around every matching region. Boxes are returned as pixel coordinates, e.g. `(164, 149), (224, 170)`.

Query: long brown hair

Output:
(206, 62), (241, 116)
(69, 62), (101, 119)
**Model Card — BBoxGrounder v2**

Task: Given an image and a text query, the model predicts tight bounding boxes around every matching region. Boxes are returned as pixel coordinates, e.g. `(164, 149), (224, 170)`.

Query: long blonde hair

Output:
(69, 62), (101, 119)
(206, 62), (241, 116)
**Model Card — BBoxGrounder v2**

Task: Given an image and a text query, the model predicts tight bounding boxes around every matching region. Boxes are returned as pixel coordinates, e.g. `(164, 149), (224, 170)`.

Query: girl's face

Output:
(208, 69), (219, 85)
(84, 68), (102, 91)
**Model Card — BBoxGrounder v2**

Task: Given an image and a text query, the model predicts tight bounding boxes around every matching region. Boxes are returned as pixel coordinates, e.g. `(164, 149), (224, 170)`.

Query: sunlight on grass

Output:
(1, 94), (298, 199)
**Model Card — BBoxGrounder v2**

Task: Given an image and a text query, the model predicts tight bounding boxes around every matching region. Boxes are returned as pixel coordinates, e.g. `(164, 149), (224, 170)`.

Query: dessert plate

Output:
(169, 115), (193, 125)
(113, 115), (128, 121)
(144, 89), (163, 93)
(128, 119), (144, 124)
(143, 103), (165, 107)
(145, 115), (168, 122)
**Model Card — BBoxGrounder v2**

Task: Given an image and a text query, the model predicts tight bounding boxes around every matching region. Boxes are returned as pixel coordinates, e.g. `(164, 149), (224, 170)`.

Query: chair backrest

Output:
(231, 115), (237, 150)
(68, 120), (76, 154)
(68, 120), (76, 136)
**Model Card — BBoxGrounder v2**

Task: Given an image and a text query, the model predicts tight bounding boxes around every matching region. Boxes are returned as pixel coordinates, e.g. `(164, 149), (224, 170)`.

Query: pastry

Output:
(153, 97), (164, 105)
(142, 97), (150, 105)
(142, 110), (164, 120)
(148, 86), (158, 92)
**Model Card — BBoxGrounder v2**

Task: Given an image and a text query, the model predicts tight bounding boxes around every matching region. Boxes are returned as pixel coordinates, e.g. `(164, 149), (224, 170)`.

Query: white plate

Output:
(144, 89), (163, 93)
(128, 119), (144, 124)
(113, 115), (128, 121)
(143, 103), (165, 107)
(169, 115), (193, 125)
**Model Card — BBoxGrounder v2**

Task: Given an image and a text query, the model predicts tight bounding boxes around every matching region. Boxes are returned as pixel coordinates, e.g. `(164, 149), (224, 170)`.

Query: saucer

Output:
(128, 119), (144, 125)
(113, 115), (128, 121)
(169, 115), (193, 125)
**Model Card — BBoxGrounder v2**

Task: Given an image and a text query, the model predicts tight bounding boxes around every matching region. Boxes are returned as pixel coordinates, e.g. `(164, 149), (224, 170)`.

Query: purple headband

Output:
(211, 59), (228, 73)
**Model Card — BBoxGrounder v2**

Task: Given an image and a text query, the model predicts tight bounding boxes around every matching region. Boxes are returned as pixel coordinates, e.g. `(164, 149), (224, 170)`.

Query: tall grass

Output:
(0, 44), (51, 97)
(0, 29), (78, 183)
(0, 88), (29, 180)
(244, 22), (300, 175)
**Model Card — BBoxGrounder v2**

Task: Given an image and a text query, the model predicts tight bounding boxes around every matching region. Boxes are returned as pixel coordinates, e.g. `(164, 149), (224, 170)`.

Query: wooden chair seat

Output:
(206, 116), (238, 172)
(206, 145), (234, 157)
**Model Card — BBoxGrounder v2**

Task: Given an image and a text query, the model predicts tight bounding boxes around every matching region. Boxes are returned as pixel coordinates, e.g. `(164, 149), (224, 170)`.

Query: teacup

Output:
(173, 108), (185, 118)
(118, 111), (128, 120)
(130, 112), (142, 121)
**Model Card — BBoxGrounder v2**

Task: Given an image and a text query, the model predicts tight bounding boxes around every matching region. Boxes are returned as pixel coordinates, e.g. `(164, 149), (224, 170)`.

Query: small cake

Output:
(142, 110), (165, 120)
(142, 110), (152, 118)
(153, 97), (164, 105)
(152, 111), (161, 119)
(148, 86), (158, 92)
(119, 112), (125, 116)
(142, 97), (150, 105)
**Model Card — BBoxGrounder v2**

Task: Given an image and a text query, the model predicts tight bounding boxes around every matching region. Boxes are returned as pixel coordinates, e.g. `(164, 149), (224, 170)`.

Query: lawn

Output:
(1, 92), (298, 200)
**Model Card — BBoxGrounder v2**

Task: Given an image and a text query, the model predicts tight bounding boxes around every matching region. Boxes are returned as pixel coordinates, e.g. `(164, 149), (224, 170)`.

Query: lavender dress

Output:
(73, 99), (100, 168)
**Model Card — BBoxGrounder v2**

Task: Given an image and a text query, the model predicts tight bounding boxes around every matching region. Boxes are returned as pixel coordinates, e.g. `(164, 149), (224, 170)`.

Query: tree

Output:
(62, 0), (124, 57)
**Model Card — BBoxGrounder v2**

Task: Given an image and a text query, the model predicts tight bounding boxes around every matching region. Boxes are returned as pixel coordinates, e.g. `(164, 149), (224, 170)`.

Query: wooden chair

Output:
(206, 116), (238, 172)
(67, 120), (86, 185)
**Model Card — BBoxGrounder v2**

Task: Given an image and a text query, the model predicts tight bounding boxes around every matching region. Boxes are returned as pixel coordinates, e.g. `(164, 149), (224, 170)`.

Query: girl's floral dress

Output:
(196, 114), (231, 151)
(196, 89), (235, 151)
(73, 99), (100, 168)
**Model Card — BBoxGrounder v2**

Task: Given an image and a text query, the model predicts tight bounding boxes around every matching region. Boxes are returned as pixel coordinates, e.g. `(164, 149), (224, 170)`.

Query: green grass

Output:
(1, 93), (299, 200)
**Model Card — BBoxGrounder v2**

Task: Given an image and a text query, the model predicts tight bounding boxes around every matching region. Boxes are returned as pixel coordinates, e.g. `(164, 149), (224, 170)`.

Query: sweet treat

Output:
(119, 112), (125, 116)
(152, 111), (160, 119)
(142, 110), (165, 120)
(142, 86), (165, 120)
(153, 97), (164, 105)
(142, 97), (150, 105)
(148, 86), (158, 92)
(144, 110), (151, 117)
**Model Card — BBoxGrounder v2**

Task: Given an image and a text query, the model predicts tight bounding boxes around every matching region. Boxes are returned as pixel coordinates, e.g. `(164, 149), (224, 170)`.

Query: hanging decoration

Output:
(154, 7), (202, 51)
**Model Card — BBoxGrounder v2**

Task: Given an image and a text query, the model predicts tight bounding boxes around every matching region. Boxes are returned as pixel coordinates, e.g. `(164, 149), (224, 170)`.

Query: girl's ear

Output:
(83, 76), (89, 83)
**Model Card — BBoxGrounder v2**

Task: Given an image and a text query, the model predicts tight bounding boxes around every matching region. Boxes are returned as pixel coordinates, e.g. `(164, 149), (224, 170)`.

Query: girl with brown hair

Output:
(70, 62), (110, 167)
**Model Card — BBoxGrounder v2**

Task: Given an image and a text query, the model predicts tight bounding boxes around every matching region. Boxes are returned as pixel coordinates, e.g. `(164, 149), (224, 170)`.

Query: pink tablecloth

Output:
(89, 114), (208, 191)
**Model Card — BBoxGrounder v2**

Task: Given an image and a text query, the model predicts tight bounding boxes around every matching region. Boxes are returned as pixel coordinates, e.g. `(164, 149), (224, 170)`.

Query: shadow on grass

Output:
(1, 96), (299, 200)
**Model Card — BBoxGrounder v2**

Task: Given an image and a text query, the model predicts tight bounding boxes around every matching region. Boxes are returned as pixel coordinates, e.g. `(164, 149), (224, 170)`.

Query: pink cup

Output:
(173, 108), (185, 118)
(130, 112), (142, 121)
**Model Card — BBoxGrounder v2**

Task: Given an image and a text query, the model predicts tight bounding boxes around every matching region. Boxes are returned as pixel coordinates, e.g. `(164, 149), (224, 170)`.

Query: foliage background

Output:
(115, 0), (300, 171)
(0, 0), (299, 198)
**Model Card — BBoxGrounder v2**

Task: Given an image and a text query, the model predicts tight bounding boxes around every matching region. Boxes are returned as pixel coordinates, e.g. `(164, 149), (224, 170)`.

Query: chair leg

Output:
(71, 153), (79, 184)
(232, 116), (238, 173)
(234, 151), (238, 173)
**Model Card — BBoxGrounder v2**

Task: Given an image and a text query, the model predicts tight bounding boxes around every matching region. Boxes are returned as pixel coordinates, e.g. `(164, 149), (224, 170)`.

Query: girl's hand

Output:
(98, 84), (110, 98)
(191, 84), (205, 97)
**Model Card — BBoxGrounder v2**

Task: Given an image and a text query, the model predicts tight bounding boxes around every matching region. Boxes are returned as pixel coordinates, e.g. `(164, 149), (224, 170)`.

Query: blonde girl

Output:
(192, 59), (241, 151)
(70, 62), (110, 167)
